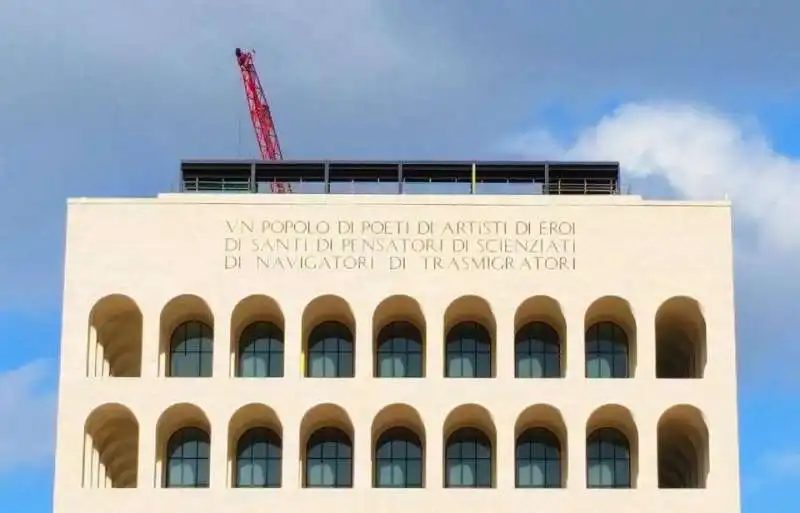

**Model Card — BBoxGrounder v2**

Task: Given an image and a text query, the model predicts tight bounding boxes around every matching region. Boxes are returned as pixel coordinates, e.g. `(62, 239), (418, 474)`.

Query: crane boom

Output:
(235, 48), (290, 192)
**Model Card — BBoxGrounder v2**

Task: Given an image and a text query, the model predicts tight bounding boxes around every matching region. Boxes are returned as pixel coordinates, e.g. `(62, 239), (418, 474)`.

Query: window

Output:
(445, 427), (492, 488)
(374, 427), (423, 488)
(165, 427), (210, 488)
(307, 322), (354, 378)
(445, 322), (492, 378)
(235, 427), (282, 487)
(515, 322), (561, 378)
(169, 321), (213, 377)
(585, 322), (629, 378)
(587, 428), (631, 488)
(305, 427), (353, 488)
(516, 428), (562, 488)
(237, 322), (284, 377)
(376, 321), (423, 377)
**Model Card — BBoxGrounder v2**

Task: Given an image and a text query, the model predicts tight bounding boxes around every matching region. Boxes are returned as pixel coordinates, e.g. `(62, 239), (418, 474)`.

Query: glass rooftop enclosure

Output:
(179, 160), (621, 195)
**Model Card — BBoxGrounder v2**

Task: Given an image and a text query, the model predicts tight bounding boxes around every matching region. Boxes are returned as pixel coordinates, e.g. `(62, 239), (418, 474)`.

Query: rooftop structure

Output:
(180, 159), (622, 195)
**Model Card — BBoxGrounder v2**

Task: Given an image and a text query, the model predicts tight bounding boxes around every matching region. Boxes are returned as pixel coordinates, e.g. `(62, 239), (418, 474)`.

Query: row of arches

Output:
(88, 294), (707, 380)
(83, 402), (709, 490)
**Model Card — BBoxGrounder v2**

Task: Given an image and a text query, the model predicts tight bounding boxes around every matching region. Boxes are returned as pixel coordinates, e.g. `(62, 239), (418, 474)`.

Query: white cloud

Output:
(0, 360), (57, 474)
(506, 102), (800, 380)
(509, 102), (800, 252)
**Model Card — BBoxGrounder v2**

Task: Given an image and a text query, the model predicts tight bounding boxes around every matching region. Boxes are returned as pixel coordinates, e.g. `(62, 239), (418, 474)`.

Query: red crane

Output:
(235, 47), (290, 193)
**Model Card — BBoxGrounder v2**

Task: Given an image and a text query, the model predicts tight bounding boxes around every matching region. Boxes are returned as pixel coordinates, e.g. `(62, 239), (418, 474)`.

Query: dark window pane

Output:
(337, 460), (352, 487)
(405, 459), (422, 487)
(545, 460), (560, 487)
(338, 353), (354, 377)
(476, 354), (491, 377)
(614, 354), (628, 377)
(476, 459), (492, 486)
(403, 355), (415, 376)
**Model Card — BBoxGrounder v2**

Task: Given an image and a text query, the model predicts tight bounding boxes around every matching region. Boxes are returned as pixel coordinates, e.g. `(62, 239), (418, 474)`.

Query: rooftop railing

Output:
(179, 160), (623, 195)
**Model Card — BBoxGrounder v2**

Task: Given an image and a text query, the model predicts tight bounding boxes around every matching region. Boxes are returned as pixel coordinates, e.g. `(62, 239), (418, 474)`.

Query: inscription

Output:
(223, 219), (577, 272)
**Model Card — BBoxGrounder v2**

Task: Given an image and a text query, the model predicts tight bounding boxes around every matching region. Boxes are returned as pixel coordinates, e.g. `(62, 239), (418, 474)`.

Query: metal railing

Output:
(182, 177), (252, 192)
(181, 177), (628, 195)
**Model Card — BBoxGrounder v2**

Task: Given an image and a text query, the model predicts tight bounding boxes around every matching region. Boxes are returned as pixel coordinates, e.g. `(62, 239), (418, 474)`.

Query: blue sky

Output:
(1, 1), (800, 511)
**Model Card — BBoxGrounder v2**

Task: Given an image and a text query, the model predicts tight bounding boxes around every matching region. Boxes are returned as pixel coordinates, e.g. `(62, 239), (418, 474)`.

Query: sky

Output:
(1, 0), (799, 511)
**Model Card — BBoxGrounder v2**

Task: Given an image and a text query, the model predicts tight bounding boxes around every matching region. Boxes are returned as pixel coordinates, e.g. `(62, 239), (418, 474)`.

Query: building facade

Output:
(53, 161), (741, 513)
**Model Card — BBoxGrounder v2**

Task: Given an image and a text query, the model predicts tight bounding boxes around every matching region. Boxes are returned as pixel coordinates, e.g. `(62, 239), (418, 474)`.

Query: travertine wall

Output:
(54, 193), (740, 513)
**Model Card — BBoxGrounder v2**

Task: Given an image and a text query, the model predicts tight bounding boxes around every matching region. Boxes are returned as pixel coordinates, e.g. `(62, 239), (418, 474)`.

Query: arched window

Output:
(374, 427), (423, 488)
(445, 427), (492, 488)
(445, 322), (492, 378)
(306, 322), (354, 378)
(516, 427), (562, 488)
(305, 427), (353, 487)
(237, 322), (284, 378)
(515, 322), (561, 378)
(585, 322), (629, 378)
(165, 427), (210, 488)
(376, 322), (423, 378)
(587, 428), (630, 488)
(169, 321), (213, 377)
(235, 427), (282, 488)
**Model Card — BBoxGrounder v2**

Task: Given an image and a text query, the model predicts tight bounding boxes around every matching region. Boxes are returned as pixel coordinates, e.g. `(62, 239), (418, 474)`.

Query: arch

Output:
(300, 404), (354, 488)
(586, 404), (638, 488)
(514, 404), (567, 488)
(655, 297), (706, 379)
(83, 403), (139, 488)
(302, 295), (356, 378)
(160, 295), (214, 377)
(373, 295), (426, 378)
(514, 296), (565, 378)
(156, 403), (211, 488)
(231, 295), (285, 378)
(229, 403), (283, 487)
(585, 296), (636, 378)
(87, 294), (142, 377)
(371, 403), (426, 488)
(443, 404), (496, 488)
(657, 404), (709, 488)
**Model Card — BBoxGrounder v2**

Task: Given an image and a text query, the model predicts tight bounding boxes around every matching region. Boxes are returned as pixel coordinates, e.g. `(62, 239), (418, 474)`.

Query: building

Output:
(53, 160), (741, 513)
